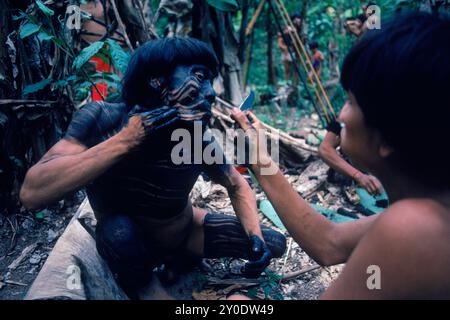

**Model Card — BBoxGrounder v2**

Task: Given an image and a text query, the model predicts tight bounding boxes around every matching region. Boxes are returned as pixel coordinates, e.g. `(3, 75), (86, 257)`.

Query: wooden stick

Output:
(275, 0), (336, 117)
(110, 0), (134, 51)
(206, 264), (321, 288)
(8, 243), (38, 270)
(0, 99), (57, 105)
(214, 98), (318, 153)
(5, 280), (28, 287)
(246, 0), (267, 36)
(281, 264), (321, 282)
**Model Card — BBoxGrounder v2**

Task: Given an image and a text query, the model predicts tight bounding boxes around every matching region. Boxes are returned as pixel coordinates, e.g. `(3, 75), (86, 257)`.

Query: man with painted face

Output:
(19, 38), (286, 299)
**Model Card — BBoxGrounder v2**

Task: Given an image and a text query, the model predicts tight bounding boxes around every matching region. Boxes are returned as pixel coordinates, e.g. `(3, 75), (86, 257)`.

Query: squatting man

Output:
(19, 38), (286, 299)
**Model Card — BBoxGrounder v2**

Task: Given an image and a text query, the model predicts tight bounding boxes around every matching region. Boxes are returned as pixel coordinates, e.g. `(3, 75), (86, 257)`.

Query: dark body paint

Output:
(64, 64), (228, 222)
(63, 64), (286, 295)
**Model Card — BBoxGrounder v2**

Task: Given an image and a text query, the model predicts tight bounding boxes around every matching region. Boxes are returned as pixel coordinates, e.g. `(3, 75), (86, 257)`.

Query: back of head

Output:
(121, 37), (219, 108)
(341, 11), (450, 188)
(309, 41), (319, 50)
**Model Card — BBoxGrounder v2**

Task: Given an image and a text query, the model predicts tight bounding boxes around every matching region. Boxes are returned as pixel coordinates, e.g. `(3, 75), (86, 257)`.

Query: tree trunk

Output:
(300, 0), (308, 40)
(191, 0), (243, 104)
(238, 0), (249, 64)
(266, 7), (276, 86)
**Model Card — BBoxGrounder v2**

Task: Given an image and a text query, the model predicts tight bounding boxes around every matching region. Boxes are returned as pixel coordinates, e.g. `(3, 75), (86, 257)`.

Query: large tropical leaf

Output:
(20, 22), (40, 39)
(72, 41), (105, 70)
(35, 0), (54, 16)
(106, 39), (129, 75)
(23, 78), (52, 95)
(207, 0), (239, 12)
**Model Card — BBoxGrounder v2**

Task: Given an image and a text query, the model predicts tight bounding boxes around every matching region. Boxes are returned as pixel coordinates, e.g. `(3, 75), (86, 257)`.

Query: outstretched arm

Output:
(254, 166), (378, 266)
(231, 109), (379, 266)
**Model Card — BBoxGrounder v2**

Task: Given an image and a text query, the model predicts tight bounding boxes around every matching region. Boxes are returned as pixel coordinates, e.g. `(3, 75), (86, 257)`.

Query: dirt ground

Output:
(0, 114), (370, 300)
(0, 191), (85, 300)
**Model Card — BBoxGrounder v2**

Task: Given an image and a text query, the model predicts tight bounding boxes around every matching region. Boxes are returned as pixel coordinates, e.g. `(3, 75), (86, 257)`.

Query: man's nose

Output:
(204, 86), (216, 104)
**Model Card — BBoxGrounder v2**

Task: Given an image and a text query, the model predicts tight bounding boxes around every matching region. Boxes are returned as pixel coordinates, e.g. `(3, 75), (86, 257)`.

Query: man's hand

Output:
(230, 108), (272, 171)
(242, 235), (272, 278)
(138, 106), (178, 134)
(123, 106), (178, 149)
(354, 173), (383, 195)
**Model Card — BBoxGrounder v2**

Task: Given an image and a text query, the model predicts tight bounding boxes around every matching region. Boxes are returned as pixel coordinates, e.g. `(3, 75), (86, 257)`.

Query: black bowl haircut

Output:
(121, 37), (219, 108)
(340, 11), (450, 187)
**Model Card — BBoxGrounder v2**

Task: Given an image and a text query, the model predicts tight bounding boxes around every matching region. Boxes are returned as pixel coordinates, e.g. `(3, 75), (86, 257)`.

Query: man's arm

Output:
(254, 166), (378, 266)
(20, 116), (144, 210)
(231, 109), (379, 266)
(207, 164), (262, 239)
(207, 163), (274, 276)
(319, 131), (383, 195)
(319, 131), (361, 180)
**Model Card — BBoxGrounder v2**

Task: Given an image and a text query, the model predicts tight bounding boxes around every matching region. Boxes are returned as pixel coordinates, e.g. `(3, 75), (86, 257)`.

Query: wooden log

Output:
(25, 199), (127, 300)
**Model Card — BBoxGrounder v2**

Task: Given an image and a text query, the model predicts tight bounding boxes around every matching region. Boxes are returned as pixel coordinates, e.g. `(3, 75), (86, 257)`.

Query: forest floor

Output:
(0, 191), (85, 300)
(0, 112), (373, 300)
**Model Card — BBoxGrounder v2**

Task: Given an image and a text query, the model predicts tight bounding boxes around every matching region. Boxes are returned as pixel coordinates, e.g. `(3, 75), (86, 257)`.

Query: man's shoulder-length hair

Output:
(121, 37), (219, 107)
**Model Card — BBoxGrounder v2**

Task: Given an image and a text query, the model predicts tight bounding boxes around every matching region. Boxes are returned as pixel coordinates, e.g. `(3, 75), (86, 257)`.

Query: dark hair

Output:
(121, 37), (219, 107)
(309, 41), (319, 50)
(341, 11), (450, 187)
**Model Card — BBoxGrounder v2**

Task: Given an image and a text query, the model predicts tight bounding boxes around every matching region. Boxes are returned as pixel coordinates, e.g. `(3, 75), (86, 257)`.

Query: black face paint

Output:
(164, 65), (216, 123)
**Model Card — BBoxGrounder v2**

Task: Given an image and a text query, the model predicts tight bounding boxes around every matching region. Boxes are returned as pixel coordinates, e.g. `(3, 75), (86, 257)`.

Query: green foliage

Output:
(72, 41), (105, 70)
(207, 0), (240, 12)
(35, 0), (54, 16)
(106, 39), (130, 75)
(23, 78), (52, 95)
(258, 270), (284, 300)
(37, 30), (54, 41)
(20, 22), (40, 39)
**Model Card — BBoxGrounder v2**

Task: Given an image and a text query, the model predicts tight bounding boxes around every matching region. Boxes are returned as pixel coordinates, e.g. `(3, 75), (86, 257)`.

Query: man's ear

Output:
(148, 77), (167, 92)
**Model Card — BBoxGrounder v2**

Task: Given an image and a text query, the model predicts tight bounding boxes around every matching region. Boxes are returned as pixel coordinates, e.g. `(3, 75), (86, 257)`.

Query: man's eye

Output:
(194, 71), (205, 81)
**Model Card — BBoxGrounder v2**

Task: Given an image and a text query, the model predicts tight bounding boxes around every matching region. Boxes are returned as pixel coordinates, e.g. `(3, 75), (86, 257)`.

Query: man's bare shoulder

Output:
(64, 102), (127, 147)
(372, 198), (450, 244)
(323, 198), (450, 299)
(368, 199), (449, 296)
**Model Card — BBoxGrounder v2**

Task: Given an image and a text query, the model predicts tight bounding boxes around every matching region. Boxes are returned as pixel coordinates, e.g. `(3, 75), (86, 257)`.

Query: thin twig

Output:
(132, 0), (150, 41)
(281, 264), (321, 282)
(213, 99), (318, 153)
(207, 264), (321, 290)
(0, 99), (58, 105)
(5, 216), (17, 253)
(110, 0), (134, 51)
(5, 280), (28, 287)
(278, 237), (293, 281)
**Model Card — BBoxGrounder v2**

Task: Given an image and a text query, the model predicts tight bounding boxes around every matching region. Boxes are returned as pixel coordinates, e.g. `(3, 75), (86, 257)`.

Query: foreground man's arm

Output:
(231, 109), (378, 266)
(20, 104), (178, 210)
(19, 116), (144, 210)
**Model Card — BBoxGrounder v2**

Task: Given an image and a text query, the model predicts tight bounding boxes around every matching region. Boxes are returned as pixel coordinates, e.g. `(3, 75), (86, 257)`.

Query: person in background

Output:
(277, 28), (294, 81)
(319, 116), (383, 195)
(308, 41), (324, 82)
